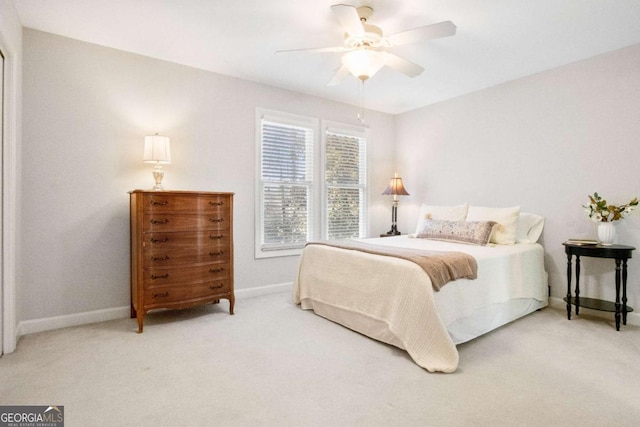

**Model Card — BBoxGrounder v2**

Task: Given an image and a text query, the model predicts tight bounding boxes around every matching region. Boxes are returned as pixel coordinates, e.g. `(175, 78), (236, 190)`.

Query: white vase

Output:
(597, 222), (616, 245)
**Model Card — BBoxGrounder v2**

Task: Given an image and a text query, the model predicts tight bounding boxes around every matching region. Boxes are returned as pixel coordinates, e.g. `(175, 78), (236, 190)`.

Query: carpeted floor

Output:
(1, 290), (639, 426)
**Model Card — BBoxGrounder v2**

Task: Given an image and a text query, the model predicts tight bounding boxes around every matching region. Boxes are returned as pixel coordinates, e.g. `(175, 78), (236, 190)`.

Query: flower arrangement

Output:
(584, 192), (638, 222)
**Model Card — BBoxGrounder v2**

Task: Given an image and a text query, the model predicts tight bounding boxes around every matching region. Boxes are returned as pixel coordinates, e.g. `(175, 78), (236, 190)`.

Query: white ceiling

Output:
(14, 0), (640, 114)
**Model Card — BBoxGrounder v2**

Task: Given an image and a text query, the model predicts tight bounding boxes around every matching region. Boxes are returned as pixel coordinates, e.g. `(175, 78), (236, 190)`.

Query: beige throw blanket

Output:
(306, 240), (477, 291)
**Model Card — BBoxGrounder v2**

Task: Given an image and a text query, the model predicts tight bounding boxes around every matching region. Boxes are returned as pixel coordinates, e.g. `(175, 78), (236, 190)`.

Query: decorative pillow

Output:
(414, 203), (468, 234)
(516, 213), (545, 243)
(416, 219), (496, 246)
(466, 205), (521, 245)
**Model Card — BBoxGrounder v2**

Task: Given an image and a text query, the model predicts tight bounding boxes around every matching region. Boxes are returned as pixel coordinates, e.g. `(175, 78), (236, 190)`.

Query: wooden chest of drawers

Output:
(129, 190), (234, 332)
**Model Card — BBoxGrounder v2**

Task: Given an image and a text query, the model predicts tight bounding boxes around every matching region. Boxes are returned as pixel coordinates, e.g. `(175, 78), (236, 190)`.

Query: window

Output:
(323, 124), (368, 240)
(256, 110), (317, 258)
(255, 110), (367, 258)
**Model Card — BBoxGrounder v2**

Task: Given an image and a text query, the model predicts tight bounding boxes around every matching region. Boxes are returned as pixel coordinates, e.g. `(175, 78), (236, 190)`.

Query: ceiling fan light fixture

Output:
(341, 49), (387, 81)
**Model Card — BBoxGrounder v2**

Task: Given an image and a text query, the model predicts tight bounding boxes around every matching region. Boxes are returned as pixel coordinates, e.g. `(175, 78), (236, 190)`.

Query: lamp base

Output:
(385, 222), (401, 236)
(385, 204), (402, 236)
(151, 164), (166, 191)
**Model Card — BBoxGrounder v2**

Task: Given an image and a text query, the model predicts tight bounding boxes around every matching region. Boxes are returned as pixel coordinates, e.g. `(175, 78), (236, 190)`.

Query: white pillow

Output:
(466, 205), (521, 245)
(414, 203), (468, 234)
(516, 213), (545, 243)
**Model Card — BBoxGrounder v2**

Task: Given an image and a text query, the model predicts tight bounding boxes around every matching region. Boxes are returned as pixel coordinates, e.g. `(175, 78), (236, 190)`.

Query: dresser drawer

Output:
(143, 211), (230, 232)
(144, 246), (230, 268)
(143, 231), (231, 251)
(144, 280), (231, 307)
(143, 194), (230, 213)
(144, 263), (230, 287)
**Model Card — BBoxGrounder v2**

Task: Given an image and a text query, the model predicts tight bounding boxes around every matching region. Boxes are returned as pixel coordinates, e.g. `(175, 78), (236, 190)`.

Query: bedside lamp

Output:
(143, 134), (171, 191)
(382, 173), (410, 235)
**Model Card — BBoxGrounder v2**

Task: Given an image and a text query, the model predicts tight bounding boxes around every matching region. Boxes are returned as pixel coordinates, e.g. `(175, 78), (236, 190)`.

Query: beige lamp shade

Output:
(382, 175), (410, 196)
(143, 134), (171, 164)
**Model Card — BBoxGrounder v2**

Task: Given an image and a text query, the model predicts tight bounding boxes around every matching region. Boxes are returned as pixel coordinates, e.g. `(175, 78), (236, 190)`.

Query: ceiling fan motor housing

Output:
(342, 6), (384, 49)
(344, 24), (383, 49)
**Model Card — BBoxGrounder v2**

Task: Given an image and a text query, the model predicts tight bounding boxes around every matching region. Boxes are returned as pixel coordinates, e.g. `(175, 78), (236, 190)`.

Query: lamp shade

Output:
(143, 134), (171, 164)
(382, 175), (409, 196)
(342, 49), (387, 81)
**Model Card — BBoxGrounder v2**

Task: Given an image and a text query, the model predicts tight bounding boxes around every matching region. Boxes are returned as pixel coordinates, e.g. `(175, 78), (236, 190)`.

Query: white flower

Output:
(583, 193), (638, 222)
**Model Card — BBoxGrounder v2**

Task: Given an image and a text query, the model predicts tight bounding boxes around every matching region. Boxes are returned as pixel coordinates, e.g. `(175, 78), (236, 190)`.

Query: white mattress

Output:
(293, 235), (548, 372)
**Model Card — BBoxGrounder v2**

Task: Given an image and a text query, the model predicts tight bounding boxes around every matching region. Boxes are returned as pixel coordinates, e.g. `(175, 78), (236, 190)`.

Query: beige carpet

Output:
(1, 290), (639, 426)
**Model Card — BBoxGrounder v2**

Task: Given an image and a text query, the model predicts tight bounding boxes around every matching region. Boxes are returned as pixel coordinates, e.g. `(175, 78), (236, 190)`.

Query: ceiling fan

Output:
(277, 4), (456, 85)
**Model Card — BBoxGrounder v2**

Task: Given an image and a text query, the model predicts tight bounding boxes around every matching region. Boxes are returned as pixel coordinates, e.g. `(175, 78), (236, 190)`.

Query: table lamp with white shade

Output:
(143, 134), (171, 191)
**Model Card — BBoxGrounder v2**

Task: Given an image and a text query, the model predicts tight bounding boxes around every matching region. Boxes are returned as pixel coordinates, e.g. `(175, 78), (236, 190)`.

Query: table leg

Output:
(566, 253), (572, 320)
(622, 258), (628, 326)
(615, 259), (621, 331)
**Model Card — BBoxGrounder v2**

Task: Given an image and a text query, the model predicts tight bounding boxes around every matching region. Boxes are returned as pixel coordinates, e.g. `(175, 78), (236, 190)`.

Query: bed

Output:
(293, 204), (549, 373)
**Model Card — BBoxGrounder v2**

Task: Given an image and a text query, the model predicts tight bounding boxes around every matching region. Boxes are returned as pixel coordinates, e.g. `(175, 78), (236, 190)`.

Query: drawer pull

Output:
(149, 200), (169, 206)
(209, 284), (224, 290)
(152, 291), (169, 299)
(150, 255), (170, 262)
(209, 217), (224, 223)
(209, 234), (224, 240)
(150, 236), (169, 243)
(150, 218), (170, 225)
(209, 250), (224, 257)
(209, 267), (225, 274)
(209, 201), (224, 206)
(151, 273), (169, 280)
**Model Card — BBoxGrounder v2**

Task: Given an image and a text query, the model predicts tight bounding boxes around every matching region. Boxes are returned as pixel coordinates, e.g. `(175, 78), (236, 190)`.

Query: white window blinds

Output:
(258, 116), (314, 253)
(324, 129), (367, 240)
(256, 110), (368, 258)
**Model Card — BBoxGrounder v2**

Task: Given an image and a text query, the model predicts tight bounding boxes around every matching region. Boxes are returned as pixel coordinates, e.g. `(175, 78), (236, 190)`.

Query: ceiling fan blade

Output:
(276, 46), (348, 54)
(331, 4), (364, 36)
(327, 66), (350, 86)
(384, 53), (424, 78)
(387, 21), (456, 46)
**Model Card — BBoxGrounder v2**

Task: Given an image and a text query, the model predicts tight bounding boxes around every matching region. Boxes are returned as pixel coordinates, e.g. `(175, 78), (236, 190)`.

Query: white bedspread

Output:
(293, 236), (548, 373)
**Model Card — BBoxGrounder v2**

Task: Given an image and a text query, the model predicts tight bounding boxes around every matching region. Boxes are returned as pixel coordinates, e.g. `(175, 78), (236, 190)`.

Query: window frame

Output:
(321, 121), (369, 240)
(255, 108), (319, 259)
(255, 109), (368, 259)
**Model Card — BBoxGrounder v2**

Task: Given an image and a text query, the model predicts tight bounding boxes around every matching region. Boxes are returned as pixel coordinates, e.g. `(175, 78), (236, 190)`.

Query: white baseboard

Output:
(17, 282), (294, 337)
(548, 296), (640, 326)
(17, 306), (131, 336)
(236, 281), (292, 298)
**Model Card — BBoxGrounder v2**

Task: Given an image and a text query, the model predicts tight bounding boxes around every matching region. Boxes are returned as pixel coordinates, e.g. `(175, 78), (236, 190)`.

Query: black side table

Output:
(563, 242), (635, 331)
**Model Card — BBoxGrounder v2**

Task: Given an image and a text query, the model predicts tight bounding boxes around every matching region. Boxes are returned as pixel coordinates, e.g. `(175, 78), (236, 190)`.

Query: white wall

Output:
(396, 44), (640, 308)
(20, 29), (395, 324)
